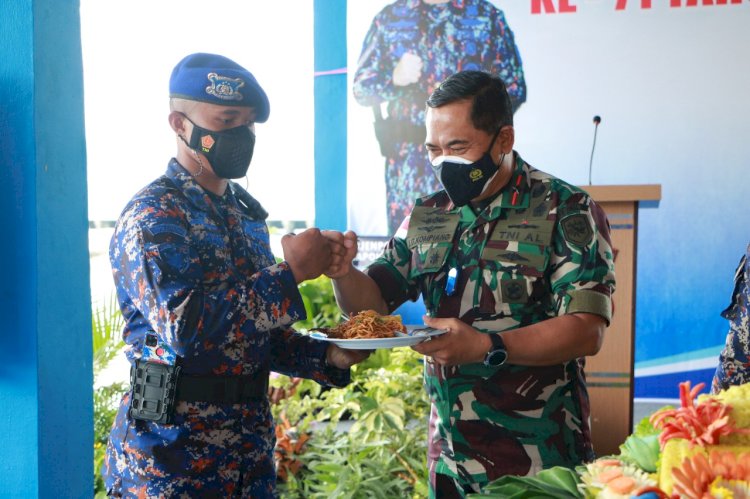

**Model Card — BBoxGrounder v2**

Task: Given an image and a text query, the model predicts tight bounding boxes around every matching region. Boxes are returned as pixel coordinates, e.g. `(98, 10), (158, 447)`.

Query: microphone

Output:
(588, 115), (602, 185)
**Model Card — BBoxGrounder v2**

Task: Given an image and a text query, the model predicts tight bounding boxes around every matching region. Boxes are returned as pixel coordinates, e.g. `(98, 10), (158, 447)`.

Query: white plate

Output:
(309, 325), (446, 350)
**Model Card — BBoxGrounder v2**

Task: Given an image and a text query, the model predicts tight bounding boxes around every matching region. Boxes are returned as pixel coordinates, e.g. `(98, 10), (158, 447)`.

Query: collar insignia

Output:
(200, 134), (215, 151)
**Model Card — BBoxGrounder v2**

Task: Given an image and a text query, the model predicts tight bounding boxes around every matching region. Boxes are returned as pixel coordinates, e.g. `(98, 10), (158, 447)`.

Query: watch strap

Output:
(484, 333), (508, 367)
(489, 333), (506, 351)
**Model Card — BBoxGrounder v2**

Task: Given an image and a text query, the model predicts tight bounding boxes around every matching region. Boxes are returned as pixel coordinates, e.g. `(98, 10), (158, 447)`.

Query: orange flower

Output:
(672, 449), (750, 498)
(273, 413), (310, 482)
(650, 381), (750, 449)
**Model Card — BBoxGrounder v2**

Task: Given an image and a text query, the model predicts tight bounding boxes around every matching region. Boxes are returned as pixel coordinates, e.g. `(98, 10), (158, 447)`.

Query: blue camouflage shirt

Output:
(712, 244), (750, 394)
(353, 0), (527, 233)
(103, 159), (348, 498)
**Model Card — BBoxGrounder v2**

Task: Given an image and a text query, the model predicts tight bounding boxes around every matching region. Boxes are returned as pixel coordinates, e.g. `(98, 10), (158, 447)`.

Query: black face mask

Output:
(182, 115), (255, 179)
(430, 130), (502, 207)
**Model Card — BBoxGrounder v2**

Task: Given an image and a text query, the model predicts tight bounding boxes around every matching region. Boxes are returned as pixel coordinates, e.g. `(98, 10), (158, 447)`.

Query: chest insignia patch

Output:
(501, 279), (529, 304)
(406, 207), (460, 248)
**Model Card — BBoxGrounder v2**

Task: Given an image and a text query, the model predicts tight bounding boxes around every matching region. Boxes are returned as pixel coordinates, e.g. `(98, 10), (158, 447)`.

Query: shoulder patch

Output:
(560, 213), (594, 246)
(142, 223), (188, 244)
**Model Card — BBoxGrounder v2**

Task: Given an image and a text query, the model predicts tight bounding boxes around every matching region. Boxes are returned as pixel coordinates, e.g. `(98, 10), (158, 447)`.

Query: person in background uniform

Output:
(353, 0), (526, 234)
(102, 53), (367, 498)
(711, 243), (750, 394)
(328, 71), (615, 497)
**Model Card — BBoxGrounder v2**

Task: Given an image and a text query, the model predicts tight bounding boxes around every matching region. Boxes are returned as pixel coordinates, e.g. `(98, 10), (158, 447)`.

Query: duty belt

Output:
(176, 371), (270, 404)
(130, 360), (270, 424)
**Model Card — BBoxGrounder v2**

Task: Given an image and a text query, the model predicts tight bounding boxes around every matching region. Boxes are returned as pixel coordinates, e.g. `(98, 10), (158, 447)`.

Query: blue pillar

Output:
(313, 0), (348, 230)
(0, 1), (92, 497)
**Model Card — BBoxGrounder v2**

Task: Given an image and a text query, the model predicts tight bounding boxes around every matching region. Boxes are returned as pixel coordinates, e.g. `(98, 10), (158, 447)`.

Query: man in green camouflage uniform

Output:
(327, 70), (615, 497)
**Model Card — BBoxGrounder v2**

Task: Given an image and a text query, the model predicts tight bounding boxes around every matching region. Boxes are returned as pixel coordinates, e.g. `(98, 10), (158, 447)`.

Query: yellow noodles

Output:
(320, 310), (406, 340)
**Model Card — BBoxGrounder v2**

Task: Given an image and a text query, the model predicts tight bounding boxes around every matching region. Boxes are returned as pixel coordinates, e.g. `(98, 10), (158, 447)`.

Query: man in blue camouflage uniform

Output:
(330, 71), (615, 497)
(711, 243), (750, 394)
(102, 53), (367, 498)
(353, 0), (526, 234)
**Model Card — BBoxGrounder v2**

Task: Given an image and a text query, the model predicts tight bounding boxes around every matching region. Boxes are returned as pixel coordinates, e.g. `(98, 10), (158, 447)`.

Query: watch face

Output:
(484, 348), (508, 367)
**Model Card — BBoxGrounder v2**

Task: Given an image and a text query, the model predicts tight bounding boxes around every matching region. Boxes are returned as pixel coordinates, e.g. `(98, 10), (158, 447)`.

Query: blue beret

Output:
(169, 53), (270, 123)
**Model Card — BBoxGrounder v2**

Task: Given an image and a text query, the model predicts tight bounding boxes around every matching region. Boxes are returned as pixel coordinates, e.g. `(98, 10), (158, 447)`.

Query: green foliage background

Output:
(278, 276), (430, 498)
(92, 296), (125, 497)
(92, 276), (430, 497)
(272, 346), (429, 498)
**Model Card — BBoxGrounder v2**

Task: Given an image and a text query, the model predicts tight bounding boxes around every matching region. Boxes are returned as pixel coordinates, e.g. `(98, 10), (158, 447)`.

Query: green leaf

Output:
(534, 467), (582, 496)
(619, 433), (660, 473)
(382, 410), (405, 431)
(480, 474), (582, 498)
(632, 411), (664, 437)
(92, 293), (125, 377)
(92, 295), (127, 495)
(358, 395), (378, 413)
(293, 276), (340, 331)
(312, 463), (345, 474)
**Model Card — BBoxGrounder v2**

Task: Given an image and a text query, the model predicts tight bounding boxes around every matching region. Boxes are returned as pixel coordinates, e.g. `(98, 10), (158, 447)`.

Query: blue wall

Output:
(0, 1), (92, 496)
(314, 0), (348, 231)
(1, 2), (39, 493)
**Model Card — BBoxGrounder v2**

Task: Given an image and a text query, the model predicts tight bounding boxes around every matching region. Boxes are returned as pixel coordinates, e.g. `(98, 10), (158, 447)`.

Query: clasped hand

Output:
(281, 229), (358, 283)
(393, 52), (423, 87)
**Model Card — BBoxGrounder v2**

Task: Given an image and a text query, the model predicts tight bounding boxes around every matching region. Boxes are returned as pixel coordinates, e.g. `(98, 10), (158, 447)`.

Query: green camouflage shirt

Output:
(366, 153), (615, 491)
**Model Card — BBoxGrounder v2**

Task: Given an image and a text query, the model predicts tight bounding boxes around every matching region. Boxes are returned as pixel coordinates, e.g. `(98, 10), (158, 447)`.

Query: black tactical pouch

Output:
(372, 106), (427, 159)
(129, 359), (181, 424)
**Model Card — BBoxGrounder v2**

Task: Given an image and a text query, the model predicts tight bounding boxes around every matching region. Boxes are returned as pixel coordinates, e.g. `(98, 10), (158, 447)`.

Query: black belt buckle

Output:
(217, 376), (242, 403)
(129, 359), (180, 424)
(241, 374), (269, 402)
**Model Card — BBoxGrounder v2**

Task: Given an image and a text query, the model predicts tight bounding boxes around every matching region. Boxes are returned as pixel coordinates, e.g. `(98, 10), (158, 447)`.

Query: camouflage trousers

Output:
(103, 393), (278, 498)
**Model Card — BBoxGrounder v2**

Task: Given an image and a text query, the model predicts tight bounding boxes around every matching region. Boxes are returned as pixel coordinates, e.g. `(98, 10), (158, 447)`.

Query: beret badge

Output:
(205, 73), (245, 102)
(169, 53), (270, 121)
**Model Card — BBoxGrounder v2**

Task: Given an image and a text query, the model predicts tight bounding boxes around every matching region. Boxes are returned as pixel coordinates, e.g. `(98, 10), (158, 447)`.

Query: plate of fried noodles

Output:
(309, 309), (446, 349)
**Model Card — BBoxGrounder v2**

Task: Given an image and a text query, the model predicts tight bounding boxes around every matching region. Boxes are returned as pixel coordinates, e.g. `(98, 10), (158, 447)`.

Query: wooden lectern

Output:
(579, 184), (662, 457)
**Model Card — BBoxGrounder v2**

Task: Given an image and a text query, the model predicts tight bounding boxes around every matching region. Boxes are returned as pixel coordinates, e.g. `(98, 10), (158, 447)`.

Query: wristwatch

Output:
(483, 334), (508, 367)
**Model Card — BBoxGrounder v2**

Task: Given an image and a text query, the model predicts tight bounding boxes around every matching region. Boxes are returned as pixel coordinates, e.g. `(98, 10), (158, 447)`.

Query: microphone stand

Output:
(588, 115), (601, 185)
